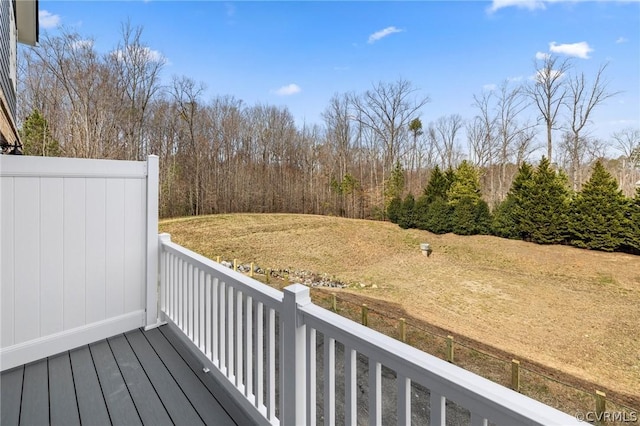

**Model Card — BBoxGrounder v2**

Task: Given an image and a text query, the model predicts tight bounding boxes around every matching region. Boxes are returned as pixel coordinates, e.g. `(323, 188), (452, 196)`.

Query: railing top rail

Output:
(160, 238), (283, 309)
(0, 155), (149, 178)
(300, 303), (581, 426)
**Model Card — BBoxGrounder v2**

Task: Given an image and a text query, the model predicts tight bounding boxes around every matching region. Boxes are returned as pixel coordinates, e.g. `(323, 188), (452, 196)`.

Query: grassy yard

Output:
(160, 213), (640, 408)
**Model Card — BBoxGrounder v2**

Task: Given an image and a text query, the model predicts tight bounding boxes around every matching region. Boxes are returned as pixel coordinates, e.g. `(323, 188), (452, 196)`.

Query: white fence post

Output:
(282, 284), (311, 425)
(145, 155), (160, 329)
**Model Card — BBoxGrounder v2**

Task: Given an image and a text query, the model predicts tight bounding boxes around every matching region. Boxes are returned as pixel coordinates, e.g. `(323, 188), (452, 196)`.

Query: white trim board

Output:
(0, 311), (145, 371)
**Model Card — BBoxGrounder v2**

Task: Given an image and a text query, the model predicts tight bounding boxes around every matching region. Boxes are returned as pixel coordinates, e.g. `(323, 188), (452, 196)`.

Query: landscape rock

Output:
(216, 260), (349, 288)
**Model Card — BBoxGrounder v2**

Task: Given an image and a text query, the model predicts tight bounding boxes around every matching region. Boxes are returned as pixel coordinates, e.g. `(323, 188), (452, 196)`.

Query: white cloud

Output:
(488, 0), (545, 13)
(368, 26), (403, 44)
(533, 68), (565, 83)
(488, 0), (638, 14)
(39, 10), (61, 29)
(536, 51), (551, 60)
(616, 37), (628, 44)
(549, 41), (593, 59)
(272, 84), (301, 96)
(112, 46), (165, 63)
(483, 83), (497, 91)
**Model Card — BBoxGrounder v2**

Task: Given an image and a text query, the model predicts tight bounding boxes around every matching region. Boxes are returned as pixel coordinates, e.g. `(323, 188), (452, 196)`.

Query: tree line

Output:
(388, 158), (640, 253)
(16, 24), (640, 224)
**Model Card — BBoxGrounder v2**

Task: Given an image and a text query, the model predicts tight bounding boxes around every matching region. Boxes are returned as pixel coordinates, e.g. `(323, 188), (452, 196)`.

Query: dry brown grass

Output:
(160, 213), (640, 407)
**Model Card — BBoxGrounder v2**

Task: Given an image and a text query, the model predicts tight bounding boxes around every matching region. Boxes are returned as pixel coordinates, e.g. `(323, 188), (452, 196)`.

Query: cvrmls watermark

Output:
(575, 410), (638, 423)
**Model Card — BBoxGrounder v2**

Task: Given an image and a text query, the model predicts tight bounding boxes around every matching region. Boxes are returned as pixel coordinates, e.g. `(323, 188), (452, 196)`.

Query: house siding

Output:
(0, 0), (18, 144)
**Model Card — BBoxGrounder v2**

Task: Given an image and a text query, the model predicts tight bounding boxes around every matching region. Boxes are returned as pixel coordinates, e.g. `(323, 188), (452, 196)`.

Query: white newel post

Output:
(282, 284), (311, 425)
(158, 233), (172, 323)
(145, 155), (160, 329)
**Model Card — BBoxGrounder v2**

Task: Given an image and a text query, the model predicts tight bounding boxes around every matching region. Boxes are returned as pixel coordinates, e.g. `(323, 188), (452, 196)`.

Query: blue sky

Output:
(37, 1), (639, 144)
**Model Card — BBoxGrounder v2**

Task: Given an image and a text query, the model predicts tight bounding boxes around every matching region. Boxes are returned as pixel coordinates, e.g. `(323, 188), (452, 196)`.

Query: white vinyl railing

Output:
(158, 234), (581, 426)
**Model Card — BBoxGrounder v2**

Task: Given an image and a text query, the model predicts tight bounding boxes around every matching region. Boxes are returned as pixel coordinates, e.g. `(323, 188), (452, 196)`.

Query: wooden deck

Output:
(1, 325), (255, 426)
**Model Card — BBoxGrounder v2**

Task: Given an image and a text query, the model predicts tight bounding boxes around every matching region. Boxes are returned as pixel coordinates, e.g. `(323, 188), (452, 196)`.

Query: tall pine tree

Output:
(523, 157), (571, 244)
(398, 194), (417, 229)
(416, 166), (454, 233)
(447, 160), (482, 205)
(569, 161), (629, 251)
(422, 165), (452, 204)
(20, 110), (60, 157)
(447, 161), (491, 235)
(492, 162), (534, 239)
(623, 187), (640, 253)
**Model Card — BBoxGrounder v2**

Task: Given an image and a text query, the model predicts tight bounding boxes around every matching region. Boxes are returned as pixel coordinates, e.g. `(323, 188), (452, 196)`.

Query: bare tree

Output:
(350, 79), (430, 172)
(471, 90), (498, 204)
(612, 127), (640, 162)
(432, 114), (464, 170)
(565, 63), (619, 190)
(469, 90), (497, 169)
(558, 132), (603, 189)
(528, 54), (571, 162)
(494, 80), (533, 200)
(171, 75), (207, 214)
(26, 31), (123, 158)
(611, 127), (640, 194)
(108, 21), (166, 160)
(322, 93), (352, 180)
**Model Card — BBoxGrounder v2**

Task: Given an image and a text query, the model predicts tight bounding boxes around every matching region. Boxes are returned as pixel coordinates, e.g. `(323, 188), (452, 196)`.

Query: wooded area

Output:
(16, 25), (640, 223)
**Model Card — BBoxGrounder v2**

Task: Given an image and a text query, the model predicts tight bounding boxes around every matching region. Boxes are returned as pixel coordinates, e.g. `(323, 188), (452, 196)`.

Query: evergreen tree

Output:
(447, 160), (482, 205)
(623, 187), (640, 253)
(398, 194), (417, 229)
(387, 196), (402, 223)
(415, 166), (455, 233)
(523, 157), (571, 244)
(474, 199), (492, 235)
(20, 109), (60, 156)
(425, 199), (453, 234)
(451, 196), (477, 235)
(492, 162), (534, 239)
(414, 194), (430, 230)
(447, 161), (489, 235)
(385, 160), (405, 203)
(423, 165), (452, 204)
(569, 161), (629, 251)
(492, 197), (518, 238)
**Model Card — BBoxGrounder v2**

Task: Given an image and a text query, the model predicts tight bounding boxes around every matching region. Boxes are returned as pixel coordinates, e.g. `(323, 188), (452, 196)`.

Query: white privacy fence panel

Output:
(0, 155), (159, 371)
(158, 234), (582, 426)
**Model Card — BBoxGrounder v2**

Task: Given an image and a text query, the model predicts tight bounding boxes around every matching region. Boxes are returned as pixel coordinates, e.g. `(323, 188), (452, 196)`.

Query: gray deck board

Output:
(20, 360), (49, 426)
(1, 366), (23, 426)
(1, 325), (248, 426)
(108, 333), (173, 426)
(90, 340), (141, 426)
(48, 352), (81, 426)
(159, 326), (255, 426)
(70, 345), (112, 425)
(124, 328), (205, 426)
(144, 327), (236, 425)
